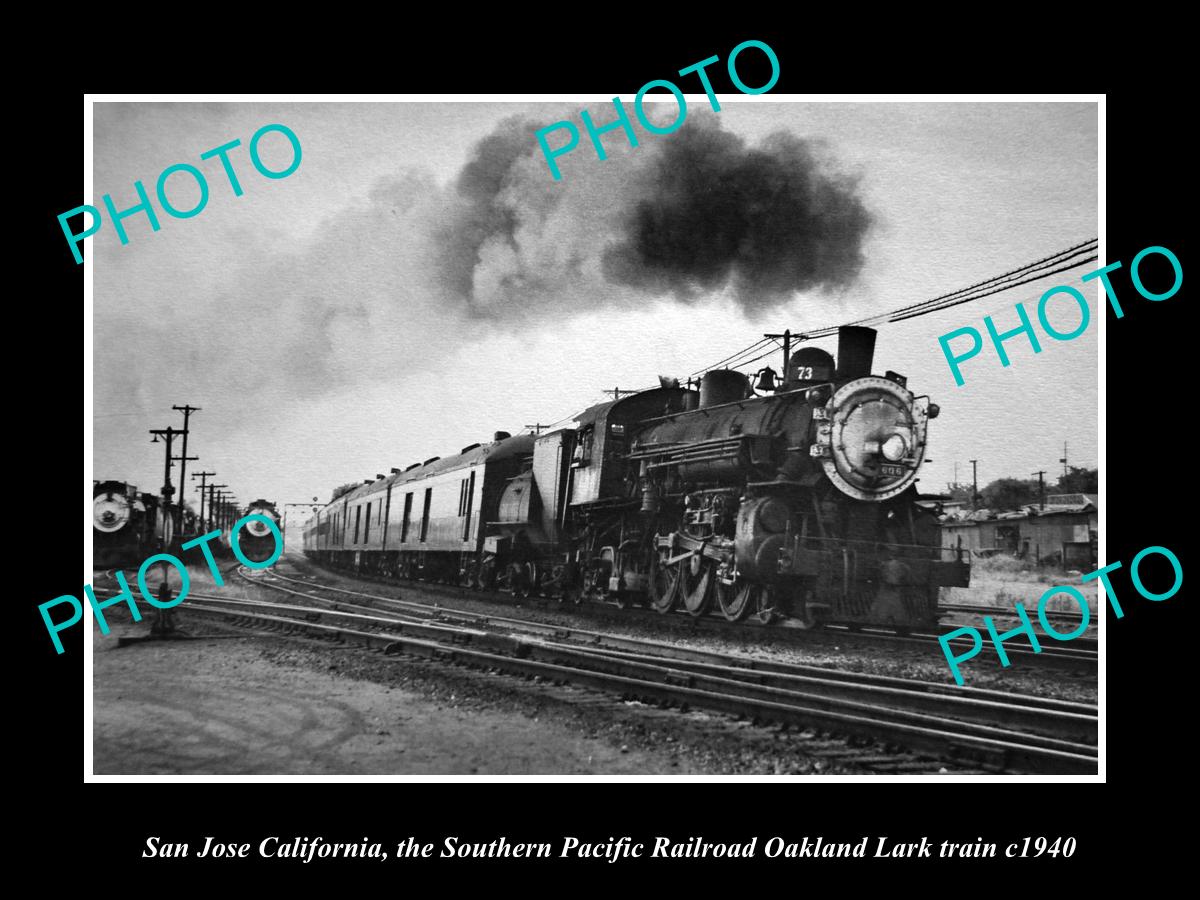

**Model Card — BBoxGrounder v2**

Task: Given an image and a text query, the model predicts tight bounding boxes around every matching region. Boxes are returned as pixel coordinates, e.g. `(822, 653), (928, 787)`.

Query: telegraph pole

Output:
(219, 494), (236, 530)
(149, 426), (184, 539)
(210, 484), (227, 530)
(1059, 442), (1069, 479)
(602, 388), (638, 400)
(969, 459), (979, 509)
(1032, 470), (1047, 510)
(192, 471), (215, 529)
(525, 423), (549, 435)
(173, 404), (201, 522)
(763, 329), (792, 381)
(173, 450), (199, 530)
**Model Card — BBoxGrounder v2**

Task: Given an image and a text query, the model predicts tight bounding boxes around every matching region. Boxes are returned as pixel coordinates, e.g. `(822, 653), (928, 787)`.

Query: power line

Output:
(795, 241), (1098, 339)
(675, 239), (1098, 377)
(887, 256), (1097, 324)
(853, 240), (1095, 326)
(684, 336), (774, 379)
(529, 239), (1101, 428)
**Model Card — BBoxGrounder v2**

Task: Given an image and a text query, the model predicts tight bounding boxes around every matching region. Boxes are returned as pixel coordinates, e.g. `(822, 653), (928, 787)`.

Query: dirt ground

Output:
(93, 630), (688, 775)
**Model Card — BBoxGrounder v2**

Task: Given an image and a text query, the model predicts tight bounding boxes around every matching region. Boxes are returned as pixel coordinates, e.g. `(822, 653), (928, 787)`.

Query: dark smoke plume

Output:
(429, 112), (873, 321)
(601, 124), (873, 309)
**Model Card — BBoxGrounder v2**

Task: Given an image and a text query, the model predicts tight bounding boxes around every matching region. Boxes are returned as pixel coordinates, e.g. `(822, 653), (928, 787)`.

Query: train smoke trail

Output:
(601, 125), (873, 307)
(94, 106), (875, 452)
(435, 113), (874, 318)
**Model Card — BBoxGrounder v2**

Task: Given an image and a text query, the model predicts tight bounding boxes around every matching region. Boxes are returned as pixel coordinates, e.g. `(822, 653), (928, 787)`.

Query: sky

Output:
(90, 100), (1098, 526)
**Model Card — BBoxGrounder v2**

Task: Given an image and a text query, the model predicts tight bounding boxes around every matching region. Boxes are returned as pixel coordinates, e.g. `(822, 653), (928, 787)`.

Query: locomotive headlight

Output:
(93, 493), (130, 533)
(881, 434), (908, 461)
(245, 516), (272, 537)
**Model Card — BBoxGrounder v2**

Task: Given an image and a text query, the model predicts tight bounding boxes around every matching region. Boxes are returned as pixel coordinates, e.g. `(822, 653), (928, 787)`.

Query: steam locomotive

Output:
(92, 480), (166, 568)
(227, 499), (282, 564)
(302, 326), (970, 629)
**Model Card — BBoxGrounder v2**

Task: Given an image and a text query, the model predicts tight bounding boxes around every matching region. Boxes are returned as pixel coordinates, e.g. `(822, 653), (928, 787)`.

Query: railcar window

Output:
(364, 502), (372, 544)
(353, 506), (362, 544)
(463, 470), (476, 541)
(420, 488), (432, 542)
(401, 492), (413, 543)
(573, 426), (595, 467)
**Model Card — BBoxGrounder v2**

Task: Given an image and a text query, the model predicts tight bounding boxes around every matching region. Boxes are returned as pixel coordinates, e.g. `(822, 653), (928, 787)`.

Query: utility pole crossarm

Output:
(763, 329), (792, 382)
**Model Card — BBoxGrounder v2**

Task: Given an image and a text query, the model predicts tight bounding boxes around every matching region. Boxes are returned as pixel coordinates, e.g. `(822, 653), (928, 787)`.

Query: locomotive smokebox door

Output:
(812, 376), (931, 502)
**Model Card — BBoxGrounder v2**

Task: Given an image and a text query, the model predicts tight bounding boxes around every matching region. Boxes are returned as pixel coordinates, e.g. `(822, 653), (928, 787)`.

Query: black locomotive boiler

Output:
(304, 327), (969, 630)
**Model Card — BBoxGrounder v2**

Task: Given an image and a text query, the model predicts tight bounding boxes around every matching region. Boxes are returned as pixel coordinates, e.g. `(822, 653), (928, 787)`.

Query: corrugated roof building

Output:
(939, 495), (1097, 569)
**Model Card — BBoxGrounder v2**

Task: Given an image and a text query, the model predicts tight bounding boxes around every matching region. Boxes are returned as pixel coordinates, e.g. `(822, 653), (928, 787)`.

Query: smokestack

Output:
(836, 326), (876, 381)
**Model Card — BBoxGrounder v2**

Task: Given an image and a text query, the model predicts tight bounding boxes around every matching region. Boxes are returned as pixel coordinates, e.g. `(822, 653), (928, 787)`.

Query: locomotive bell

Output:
(754, 366), (778, 392)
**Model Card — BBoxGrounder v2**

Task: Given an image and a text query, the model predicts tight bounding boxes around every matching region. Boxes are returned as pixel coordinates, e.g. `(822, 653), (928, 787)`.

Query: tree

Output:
(1056, 466), (1098, 494)
(330, 482), (359, 502)
(946, 484), (973, 504)
(980, 477), (1039, 511)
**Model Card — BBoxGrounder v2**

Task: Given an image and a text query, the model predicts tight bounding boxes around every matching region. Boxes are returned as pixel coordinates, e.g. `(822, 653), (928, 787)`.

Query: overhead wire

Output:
(534, 239), (1100, 424)
(794, 240), (1098, 339)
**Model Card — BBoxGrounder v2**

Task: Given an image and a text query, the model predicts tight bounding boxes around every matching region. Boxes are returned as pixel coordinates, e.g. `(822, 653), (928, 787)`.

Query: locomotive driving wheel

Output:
(679, 555), (715, 617)
(476, 557), (496, 591)
(557, 560), (584, 605)
(716, 578), (755, 622)
(510, 562), (539, 599)
(753, 585), (779, 625)
(648, 544), (680, 613)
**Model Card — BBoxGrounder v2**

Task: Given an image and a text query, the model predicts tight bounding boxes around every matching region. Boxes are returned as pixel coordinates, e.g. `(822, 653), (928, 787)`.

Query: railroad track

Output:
(940, 601), (1097, 627)
(283, 554), (1099, 671)
(94, 565), (1097, 774)
(249, 565), (1098, 693)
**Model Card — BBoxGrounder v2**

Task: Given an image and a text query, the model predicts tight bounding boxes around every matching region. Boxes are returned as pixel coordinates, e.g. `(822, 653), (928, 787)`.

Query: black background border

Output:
(21, 28), (1187, 882)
